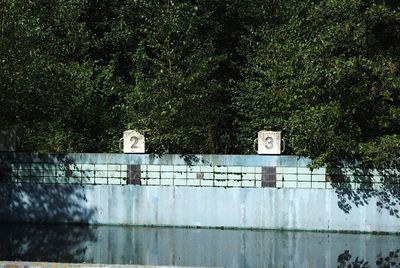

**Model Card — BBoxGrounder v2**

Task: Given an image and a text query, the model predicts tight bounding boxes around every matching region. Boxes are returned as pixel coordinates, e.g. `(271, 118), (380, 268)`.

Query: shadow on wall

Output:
(329, 160), (400, 218)
(0, 223), (97, 263)
(0, 153), (95, 184)
(2, 183), (96, 223)
(0, 153), (96, 224)
(179, 154), (211, 166)
(337, 249), (400, 268)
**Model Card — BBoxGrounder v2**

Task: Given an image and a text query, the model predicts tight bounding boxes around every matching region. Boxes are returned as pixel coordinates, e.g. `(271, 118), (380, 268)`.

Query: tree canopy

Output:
(1, 0), (399, 168)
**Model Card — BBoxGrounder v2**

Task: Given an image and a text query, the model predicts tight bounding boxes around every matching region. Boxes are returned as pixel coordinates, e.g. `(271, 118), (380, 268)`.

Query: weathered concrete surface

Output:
(0, 262), (215, 268)
(0, 152), (311, 167)
(1, 184), (399, 233)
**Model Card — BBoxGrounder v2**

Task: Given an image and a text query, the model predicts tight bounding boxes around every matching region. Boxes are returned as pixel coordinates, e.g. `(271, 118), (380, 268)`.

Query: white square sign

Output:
(257, 131), (282, 155)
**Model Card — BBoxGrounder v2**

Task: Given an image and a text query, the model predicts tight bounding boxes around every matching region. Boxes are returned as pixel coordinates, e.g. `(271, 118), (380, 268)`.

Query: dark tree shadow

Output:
(0, 223), (97, 263)
(2, 183), (96, 223)
(179, 154), (211, 166)
(0, 152), (95, 184)
(337, 249), (400, 268)
(0, 153), (98, 263)
(329, 160), (400, 218)
(0, 152), (96, 224)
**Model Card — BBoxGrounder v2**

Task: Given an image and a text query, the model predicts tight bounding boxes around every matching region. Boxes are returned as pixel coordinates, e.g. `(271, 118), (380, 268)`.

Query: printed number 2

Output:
(265, 136), (274, 149)
(130, 136), (139, 149)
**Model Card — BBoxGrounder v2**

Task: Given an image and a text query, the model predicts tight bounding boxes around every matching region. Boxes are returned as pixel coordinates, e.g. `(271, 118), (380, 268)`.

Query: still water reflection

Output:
(0, 223), (399, 267)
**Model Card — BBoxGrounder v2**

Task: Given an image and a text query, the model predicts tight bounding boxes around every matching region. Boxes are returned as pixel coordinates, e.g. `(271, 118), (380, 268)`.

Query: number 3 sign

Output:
(254, 130), (284, 155)
(119, 130), (145, 153)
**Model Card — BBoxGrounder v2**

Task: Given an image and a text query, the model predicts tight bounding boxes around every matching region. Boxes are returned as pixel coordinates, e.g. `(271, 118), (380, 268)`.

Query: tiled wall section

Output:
(10, 163), (334, 189)
(140, 165), (332, 189)
(5, 150), (392, 190)
(11, 163), (128, 185)
(277, 167), (328, 189)
(140, 165), (263, 188)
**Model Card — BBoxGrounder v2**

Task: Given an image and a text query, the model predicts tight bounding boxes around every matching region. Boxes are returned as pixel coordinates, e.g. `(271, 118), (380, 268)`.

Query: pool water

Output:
(0, 223), (399, 267)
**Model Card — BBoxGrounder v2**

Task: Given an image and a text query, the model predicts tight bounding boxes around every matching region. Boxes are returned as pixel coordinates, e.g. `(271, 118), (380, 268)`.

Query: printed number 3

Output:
(265, 136), (274, 149)
(130, 136), (139, 149)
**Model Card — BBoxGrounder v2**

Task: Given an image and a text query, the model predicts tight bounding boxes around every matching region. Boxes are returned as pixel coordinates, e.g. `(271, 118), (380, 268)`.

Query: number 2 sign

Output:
(119, 130), (145, 153)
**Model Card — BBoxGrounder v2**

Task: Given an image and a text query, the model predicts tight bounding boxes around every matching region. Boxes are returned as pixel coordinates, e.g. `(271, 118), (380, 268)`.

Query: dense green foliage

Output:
(238, 0), (400, 168)
(1, 0), (399, 167)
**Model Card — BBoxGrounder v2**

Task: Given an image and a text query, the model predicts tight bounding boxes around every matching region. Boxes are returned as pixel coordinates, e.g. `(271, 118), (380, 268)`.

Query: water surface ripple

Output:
(0, 223), (399, 267)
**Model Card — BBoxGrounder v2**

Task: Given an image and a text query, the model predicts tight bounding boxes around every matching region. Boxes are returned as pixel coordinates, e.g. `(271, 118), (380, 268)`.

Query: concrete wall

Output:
(1, 183), (399, 233)
(1, 153), (394, 190)
(0, 152), (312, 166)
(3, 153), (327, 189)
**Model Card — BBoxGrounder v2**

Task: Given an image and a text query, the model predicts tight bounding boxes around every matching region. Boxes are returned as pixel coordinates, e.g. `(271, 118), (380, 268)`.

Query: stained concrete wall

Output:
(2, 153), (323, 188)
(0, 152), (312, 166)
(2, 153), (394, 190)
(1, 183), (399, 233)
